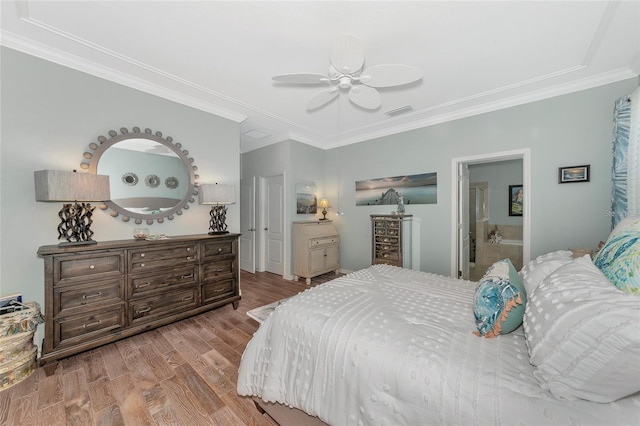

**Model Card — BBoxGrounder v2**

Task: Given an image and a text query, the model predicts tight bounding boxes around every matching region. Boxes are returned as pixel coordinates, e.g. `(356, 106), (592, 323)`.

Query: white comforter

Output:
(237, 265), (640, 426)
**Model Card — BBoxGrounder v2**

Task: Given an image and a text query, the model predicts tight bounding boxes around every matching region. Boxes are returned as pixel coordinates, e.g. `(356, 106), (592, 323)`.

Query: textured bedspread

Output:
(237, 265), (640, 426)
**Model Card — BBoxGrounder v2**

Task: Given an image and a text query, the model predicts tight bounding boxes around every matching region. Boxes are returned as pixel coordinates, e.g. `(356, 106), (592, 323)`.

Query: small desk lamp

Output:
(34, 170), (111, 246)
(318, 198), (330, 220)
(199, 183), (235, 234)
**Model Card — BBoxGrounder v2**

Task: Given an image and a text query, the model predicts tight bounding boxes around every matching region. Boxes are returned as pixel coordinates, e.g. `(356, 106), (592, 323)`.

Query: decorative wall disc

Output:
(145, 174), (160, 188)
(122, 172), (139, 186)
(165, 176), (179, 189)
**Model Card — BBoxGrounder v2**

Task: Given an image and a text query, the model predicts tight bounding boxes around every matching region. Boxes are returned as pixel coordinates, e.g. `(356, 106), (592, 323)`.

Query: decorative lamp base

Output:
(319, 209), (328, 221)
(59, 240), (98, 247)
(57, 202), (98, 246)
(208, 205), (229, 234)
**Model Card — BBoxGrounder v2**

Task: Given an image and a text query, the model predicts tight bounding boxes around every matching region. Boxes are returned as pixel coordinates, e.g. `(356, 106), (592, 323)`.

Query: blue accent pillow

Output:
(593, 216), (640, 294)
(474, 258), (527, 338)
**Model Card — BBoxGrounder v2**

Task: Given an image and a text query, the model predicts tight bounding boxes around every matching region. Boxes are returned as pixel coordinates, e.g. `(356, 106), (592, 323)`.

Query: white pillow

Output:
(524, 255), (640, 402)
(519, 250), (573, 295)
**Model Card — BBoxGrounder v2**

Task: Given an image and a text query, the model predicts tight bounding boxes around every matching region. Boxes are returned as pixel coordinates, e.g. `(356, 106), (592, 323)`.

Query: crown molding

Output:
(0, 30), (247, 124)
(321, 66), (638, 150)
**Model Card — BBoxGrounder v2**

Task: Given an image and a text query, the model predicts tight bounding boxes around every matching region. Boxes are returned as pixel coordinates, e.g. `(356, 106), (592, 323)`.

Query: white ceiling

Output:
(2, 1), (638, 153)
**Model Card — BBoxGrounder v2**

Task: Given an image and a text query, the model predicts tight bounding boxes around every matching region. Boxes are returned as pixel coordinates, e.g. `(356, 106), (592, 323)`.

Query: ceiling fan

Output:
(273, 34), (423, 111)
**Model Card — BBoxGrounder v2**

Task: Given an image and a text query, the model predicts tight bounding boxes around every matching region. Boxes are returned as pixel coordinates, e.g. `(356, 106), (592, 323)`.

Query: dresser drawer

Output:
(57, 252), (123, 281)
(375, 236), (398, 245)
(375, 251), (399, 261)
(202, 258), (235, 282)
(202, 240), (235, 259)
(202, 278), (236, 304)
(128, 265), (197, 298)
(309, 236), (338, 247)
(56, 278), (124, 316)
(55, 305), (125, 348)
(129, 244), (198, 271)
(129, 287), (198, 326)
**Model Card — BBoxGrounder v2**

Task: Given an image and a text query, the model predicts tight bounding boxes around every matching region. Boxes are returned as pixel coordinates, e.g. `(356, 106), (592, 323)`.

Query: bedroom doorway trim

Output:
(450, 148), (531, 278)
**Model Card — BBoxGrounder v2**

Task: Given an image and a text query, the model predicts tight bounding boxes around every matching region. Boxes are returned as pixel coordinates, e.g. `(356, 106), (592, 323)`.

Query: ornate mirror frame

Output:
(80, 127), (199, 225)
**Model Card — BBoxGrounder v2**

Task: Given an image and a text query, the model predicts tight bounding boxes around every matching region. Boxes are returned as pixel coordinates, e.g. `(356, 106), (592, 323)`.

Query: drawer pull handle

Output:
(89, 265), (95, 270)
(83, 292), (102, 299)
(83, 320), (102, 328)
(213, 268), (225, 272)
(140, 263), (145, 268)
(135, 282), (151, 289)
(186, 247), (191, 252)
(214, 288), (225, 293)
(136, 307), (151, 314)
(181, 273), (194, 279)
(217, 248), (222, 252)
(186, 256), (195, 261)
(181, 295), (194, 302)
(140, 253), (145, 258)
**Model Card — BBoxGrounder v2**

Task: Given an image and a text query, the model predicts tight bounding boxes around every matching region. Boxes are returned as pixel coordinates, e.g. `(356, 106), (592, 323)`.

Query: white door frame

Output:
(239, 177), (256, 273)
(450, 148), (531, 277)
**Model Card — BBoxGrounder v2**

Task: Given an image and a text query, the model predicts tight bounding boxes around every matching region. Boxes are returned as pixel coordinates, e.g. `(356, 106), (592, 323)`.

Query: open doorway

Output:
(451, 149), (531, 279)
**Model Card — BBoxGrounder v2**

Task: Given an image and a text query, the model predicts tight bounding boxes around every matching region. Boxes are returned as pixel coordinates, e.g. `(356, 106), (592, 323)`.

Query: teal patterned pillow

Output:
(594, 217), (640, 294)
(473, 258), (527, 338)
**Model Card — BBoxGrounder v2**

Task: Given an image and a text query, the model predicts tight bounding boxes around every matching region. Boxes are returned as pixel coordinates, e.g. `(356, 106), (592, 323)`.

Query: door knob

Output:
(264, 227), (268, 231)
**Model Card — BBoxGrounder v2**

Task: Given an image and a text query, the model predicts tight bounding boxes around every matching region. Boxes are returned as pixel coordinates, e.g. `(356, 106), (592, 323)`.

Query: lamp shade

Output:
(34, 170), (110, 202)
(318, 198), (330, 208)
(199, 184), (236, 205)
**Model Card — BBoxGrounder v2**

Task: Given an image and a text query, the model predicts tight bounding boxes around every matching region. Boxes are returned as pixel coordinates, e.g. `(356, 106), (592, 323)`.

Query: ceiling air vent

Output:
(243, 130), (269, 139)
(385, 105), (413, 117)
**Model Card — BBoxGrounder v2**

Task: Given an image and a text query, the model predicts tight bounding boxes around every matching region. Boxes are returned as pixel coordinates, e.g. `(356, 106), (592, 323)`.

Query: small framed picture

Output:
(558, 165), (590, 184)
(509, 185), (523, 217)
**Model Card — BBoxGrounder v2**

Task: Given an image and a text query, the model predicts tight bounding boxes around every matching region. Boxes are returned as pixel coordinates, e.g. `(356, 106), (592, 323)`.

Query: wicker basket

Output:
(0, 302), (43, 390)
(0, 332), (36, 364)
(0, 346), (37, 390)
(0, 302), (43, 336)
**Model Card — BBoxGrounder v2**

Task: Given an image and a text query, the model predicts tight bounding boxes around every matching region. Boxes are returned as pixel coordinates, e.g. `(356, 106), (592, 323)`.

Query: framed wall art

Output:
(509, 184), (523, 216)
(355, 172), (437, 206)
(296, 183), (317, 214)
(558, 165), (590, 183)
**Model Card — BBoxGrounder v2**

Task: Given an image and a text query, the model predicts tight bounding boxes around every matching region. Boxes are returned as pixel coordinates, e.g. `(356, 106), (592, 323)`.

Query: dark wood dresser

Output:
(37, 233), (240, 375)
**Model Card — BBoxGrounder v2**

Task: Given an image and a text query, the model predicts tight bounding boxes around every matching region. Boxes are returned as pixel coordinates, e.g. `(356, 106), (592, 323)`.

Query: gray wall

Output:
(241, 139), (325, 278)
(469, 159), (524, 226)
(0, 48), (240, 347)
(323, 77), (639, 276)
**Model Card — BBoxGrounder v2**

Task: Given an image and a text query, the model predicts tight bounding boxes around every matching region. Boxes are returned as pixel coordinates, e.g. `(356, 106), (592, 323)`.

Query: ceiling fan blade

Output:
(348, 85), (381, 110)
(307, 87), (339, 110)
(273, 73), (330, 84)
(359, 64), (423, 88)
(330, 34), (364, 75)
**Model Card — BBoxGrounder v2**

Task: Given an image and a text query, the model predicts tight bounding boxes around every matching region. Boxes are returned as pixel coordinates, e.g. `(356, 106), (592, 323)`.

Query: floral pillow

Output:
(593, 216), (640, 294)
(473, 258), (527, 338)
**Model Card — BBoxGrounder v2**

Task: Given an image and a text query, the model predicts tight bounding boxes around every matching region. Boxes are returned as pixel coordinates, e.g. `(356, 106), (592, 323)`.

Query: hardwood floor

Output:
(0, 271), (341, 426)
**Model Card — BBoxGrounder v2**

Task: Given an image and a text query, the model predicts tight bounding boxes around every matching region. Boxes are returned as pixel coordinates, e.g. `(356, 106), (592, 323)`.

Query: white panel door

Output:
(458, 163), (470, 280)
(239, 177), (256, 273)
(265, 175), (284, 276)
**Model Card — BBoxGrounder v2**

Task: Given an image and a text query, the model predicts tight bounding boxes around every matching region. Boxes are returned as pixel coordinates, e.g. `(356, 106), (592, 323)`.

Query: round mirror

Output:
(80, 127), (199, 225)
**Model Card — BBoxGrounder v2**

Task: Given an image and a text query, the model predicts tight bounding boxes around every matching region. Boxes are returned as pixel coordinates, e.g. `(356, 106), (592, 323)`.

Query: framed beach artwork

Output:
(296, 183), (317, 214)
(558, 165), (590, 183)
(355, 172), (437, 206)
(509, 184), (523, 216)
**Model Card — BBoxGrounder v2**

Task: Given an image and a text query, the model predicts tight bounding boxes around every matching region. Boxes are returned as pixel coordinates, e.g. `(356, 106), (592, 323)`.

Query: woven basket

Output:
(0, 332), (36, 364)
(0, 346), (37, 390)
(0, 302), (43, 336)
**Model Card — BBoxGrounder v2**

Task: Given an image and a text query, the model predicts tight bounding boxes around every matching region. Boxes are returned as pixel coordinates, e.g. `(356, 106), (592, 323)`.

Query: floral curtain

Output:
(611, 87), (640, 229)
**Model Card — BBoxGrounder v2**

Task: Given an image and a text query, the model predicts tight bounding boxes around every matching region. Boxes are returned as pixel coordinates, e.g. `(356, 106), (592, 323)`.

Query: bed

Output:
(237, 217), (640, 426)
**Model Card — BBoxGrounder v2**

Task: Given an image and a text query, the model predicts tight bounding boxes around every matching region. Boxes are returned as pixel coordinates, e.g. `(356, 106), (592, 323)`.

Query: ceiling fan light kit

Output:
(273, 34), (423, 111)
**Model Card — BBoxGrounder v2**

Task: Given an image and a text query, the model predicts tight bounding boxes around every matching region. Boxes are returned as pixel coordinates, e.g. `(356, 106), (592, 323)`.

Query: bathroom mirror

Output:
(80, 127), (199, 225)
